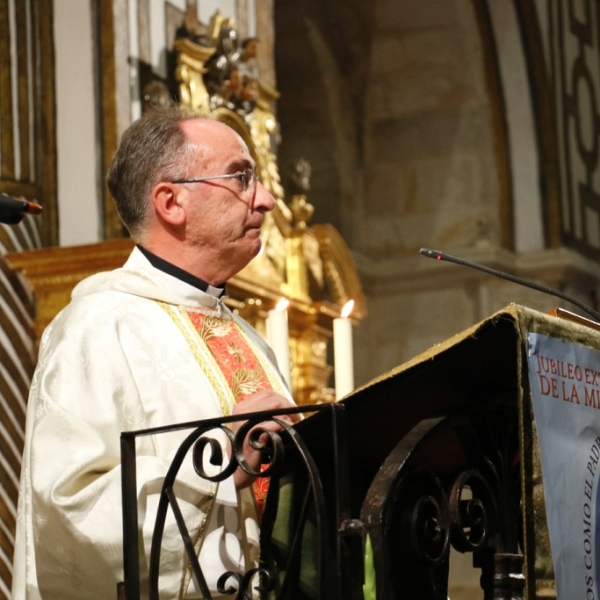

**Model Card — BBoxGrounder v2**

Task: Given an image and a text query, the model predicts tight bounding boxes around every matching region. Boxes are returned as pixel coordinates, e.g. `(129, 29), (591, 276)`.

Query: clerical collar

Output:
(137, 245), (226, 298)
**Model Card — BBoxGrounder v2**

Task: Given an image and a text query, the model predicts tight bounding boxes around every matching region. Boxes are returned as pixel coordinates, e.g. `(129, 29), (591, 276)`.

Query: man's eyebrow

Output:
(226, 159), (254, 173)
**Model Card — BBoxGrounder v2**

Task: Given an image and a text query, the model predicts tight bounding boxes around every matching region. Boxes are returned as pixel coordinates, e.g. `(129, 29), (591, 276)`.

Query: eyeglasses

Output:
(171, 167), (259, 192)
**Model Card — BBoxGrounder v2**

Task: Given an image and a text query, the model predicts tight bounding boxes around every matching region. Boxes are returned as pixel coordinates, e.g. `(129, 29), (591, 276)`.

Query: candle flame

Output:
(276, 298), (289, 311)
(341, 300), (354, 318)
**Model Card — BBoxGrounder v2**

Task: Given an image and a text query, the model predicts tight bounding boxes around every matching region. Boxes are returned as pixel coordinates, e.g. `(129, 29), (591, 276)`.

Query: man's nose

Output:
(252, 181), (276, 212)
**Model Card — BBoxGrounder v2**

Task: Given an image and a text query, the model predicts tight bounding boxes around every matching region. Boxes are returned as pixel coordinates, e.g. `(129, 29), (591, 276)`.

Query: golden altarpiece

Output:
(5, 11), (366, 406)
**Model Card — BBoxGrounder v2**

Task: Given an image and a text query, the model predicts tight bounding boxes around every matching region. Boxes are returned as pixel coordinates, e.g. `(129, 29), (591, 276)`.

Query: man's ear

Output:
(151, 183), (186, 226)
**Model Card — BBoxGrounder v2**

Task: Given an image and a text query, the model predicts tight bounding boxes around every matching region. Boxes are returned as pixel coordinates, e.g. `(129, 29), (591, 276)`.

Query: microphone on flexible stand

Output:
(420, 247), (600, 323)
(0, 192), (42, 225)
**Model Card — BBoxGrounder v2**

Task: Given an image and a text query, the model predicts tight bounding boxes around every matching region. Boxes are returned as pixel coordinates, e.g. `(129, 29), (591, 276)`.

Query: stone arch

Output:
(274, 0), (535, 258)
(274, 0), (376, 243)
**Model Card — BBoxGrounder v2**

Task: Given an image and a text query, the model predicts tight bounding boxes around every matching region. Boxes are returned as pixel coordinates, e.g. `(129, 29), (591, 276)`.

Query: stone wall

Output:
(274, 0), (600, 393)
(275, 0), (511, 387)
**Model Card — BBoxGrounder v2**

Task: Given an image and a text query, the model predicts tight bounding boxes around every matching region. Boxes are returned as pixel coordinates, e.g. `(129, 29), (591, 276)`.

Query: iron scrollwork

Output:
(120, 401), (524, 599)
(216, 567), (276, 599)
(120, 403), (336, 600)
(448, 469), (497, 554)
(360, 406), (523, 600)
(397, 468), (450, 564)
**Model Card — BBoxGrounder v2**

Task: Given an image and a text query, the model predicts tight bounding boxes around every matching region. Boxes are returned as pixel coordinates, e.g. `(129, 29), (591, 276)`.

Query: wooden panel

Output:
(96, 0), (122, 240)
(0, 0), (56, 249)
(0, 0), (15, 180)
(0, 257), (35, 599)
(0, 10), (54, 588)
(36, 0), (57, 246)
(0, 180), (37, 198)
(15, 0), (31, 182)
(0, 215), (42, 255)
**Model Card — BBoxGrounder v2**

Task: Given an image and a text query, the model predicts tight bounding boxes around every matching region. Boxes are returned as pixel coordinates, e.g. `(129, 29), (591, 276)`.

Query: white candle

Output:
(334, 300), (355, 400)
(267, 298), (291, 388)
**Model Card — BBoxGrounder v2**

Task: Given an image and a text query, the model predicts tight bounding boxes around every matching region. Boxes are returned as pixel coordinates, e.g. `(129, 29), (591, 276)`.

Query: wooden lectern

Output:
(258, 304), (589, 600)
(119, 304), (599, 599)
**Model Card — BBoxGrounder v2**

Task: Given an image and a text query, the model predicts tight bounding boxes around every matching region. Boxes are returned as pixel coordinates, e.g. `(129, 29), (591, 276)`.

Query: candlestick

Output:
(334, 300), (354, 400)
(267, 298), (291, 388)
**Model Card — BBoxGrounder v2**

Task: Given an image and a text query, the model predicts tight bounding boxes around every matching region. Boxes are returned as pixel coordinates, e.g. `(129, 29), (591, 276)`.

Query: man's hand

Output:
(230, 390), (299, 490)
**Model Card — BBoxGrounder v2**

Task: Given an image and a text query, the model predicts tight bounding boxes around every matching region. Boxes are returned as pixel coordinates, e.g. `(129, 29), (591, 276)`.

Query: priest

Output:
(12, 106), (297, 599)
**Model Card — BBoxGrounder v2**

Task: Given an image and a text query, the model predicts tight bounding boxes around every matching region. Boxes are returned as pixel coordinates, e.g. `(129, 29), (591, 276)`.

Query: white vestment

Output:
(12, 248), (290, 599)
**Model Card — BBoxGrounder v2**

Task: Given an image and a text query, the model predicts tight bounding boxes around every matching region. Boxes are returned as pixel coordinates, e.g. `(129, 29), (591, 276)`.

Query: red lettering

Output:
(571, 383), (580, 404)
(539, 374), (551, 395)
(559, 360), (567, 378)
(561, 381), (580, 403)
(562, 381), (569, 401)
(551, 377), (558, 398)
(585, 387), (598, 408)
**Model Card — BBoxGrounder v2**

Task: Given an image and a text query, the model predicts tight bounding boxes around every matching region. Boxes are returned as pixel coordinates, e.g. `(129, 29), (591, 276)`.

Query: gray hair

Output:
(106, 105), (199, 239)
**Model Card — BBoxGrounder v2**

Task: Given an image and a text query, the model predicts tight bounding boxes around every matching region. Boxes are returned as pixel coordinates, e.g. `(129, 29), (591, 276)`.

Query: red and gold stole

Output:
(160, 303), (288, 518)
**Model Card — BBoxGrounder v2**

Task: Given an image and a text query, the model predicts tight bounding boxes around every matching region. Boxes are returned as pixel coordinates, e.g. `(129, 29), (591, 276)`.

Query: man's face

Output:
(177, 120), (275, 277)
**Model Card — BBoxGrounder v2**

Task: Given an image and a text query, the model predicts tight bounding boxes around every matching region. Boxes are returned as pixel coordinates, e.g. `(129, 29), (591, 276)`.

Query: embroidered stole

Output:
(159, 302), (287, 517)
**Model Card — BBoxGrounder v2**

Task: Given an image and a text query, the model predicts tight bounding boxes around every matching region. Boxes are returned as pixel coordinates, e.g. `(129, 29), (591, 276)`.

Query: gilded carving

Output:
(173, 38), (215, 116)
(174, 12), (367, 404)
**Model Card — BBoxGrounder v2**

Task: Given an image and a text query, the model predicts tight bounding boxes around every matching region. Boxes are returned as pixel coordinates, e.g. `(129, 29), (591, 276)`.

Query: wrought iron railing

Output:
(118, 404), (337, 600)
(360, 407), (524, 600)
(118, 402), (524, 600)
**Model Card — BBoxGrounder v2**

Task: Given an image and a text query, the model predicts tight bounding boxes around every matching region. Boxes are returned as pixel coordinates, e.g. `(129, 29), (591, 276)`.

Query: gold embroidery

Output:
(231, 364), (263, 399)
(197, 315), (231, 341)
(235, 320), (289, 397)
(184, 316), (237, 414)
(159, 304), (290, 415)
(227, 341), (245, 364)
(158, 302), (235, 416)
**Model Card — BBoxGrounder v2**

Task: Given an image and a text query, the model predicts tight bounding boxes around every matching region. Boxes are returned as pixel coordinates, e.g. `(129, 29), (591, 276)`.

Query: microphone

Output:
(0, 193), (42, 225)
(420, 247), (600, 323)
